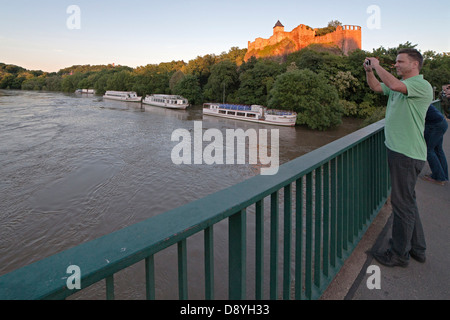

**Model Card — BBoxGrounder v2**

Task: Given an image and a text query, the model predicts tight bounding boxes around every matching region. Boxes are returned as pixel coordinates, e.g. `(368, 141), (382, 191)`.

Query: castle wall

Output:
(245, 23), (362, 61)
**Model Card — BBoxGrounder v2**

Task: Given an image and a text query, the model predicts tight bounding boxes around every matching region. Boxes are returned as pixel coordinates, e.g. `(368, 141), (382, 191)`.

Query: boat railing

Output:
(266, 110), (297, 116)
(218, 104), (253, 111)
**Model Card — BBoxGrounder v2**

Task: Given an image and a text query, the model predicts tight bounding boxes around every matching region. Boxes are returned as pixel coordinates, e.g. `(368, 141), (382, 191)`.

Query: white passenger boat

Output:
(203, 103), (297, 126)
(75, 89), (96, 94)
(103, 91), (142, 102)
(142, 94), (189, 110)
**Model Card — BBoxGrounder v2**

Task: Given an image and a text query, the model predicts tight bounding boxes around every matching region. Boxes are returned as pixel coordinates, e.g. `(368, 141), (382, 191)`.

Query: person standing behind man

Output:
(422, 104), (448, 185)
(364, 48), (433, 267)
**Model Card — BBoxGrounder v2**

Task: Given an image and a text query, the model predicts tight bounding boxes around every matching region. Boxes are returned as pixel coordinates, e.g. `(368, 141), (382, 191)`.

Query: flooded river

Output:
(0, 89), (363, 299)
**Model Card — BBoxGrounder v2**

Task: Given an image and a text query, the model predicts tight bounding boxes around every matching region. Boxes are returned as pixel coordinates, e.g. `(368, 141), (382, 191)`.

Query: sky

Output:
(1, 0), (449, 72)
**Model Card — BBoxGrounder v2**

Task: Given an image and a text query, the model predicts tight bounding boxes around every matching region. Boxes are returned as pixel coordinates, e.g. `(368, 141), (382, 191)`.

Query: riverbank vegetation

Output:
(1, 42), (448, 130)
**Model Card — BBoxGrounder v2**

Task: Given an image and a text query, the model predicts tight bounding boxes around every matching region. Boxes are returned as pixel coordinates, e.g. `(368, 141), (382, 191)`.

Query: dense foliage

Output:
(1, 42), (449, 130)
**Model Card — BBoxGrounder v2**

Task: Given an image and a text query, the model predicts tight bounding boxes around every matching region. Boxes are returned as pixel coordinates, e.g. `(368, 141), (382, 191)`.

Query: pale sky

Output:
(1, 0), (449, 72)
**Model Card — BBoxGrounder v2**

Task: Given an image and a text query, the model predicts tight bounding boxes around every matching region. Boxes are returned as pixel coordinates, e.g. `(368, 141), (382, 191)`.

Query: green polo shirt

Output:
(381, 75), (433, 161)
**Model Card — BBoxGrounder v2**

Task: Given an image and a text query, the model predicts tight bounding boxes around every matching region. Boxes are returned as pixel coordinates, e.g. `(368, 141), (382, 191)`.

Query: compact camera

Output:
(365, 60), (371, 66)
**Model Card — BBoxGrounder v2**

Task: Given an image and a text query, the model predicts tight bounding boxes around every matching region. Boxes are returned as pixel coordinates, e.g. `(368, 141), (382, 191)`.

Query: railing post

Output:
(270, 191), (279, 300)
(229, 209), (246, 300)
(204, 227), (214, 300)
(145, 255), (155, 300)
(305, 172), (313, 299)
(330, 158), (337, 268)
(314, 167), (322, 288)
(106, 275), (114, 300)
(283, 184), (292, 300)
(255, 200), (264, 300)
(323, 162), (330, 278)
(294, 177), (303, 300)
(178, 239), (188, 300)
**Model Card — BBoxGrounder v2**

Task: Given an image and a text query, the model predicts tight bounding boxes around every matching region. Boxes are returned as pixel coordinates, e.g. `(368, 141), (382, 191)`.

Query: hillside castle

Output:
(244, 21), (361, 61)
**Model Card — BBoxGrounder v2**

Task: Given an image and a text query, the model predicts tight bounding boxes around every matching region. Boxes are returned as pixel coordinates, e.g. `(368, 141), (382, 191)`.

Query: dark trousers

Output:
(387, 149), (426, 257)
(425, 119), (449, 182)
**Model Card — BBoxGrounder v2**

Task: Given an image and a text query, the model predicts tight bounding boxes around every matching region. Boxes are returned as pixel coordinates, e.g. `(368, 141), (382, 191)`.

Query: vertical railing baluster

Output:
(330, 158), (337, 268)
(357, 143), (363, 232)
(370, 135), (376, 213)
(204, 226), (214, 300)
(145, 255), (155, 300)
(365, 138), (371, 221)
(314, 167), (322, 288)
(361, 139), (368, 223)
(229, 209), (246, 300)
(348, 148), (354, 245)
(342, 151), (349, 252)
(270, 192), (279, 300)
(106, 275), (114, 300)
(305, 172), (313, 299)
(283, 184), (292, 300)
(337, 154), (343, 259)
(323, 162), (330, 278)
(295, 177), (303, 300)
(376, 133), (380, 204)
(353, 146), (359, 236)
(178, 239), (188, 300)
(255, 200), (264, 300)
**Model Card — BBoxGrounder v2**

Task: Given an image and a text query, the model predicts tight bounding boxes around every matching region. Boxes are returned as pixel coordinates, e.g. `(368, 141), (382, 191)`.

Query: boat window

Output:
(219, 110), (227, 114)
(237, 112), (246, 117)
(247, 113), (256, 118)
(227, 111), (236, 115)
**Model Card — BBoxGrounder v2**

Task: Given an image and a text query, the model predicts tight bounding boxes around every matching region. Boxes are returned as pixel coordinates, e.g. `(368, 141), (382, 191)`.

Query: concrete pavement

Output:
(322, 121), (450, 300)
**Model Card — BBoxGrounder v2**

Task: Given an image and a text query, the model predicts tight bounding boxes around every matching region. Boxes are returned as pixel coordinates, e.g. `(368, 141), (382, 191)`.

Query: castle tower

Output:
(273, 20), (284, 34)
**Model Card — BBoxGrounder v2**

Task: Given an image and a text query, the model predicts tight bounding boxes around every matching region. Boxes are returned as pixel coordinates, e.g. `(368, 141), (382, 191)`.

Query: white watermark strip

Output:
(171, 121), (279, 175)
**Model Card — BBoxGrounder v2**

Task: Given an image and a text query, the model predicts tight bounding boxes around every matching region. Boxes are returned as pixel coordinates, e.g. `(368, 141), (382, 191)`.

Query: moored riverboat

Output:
(75, 89), (96, 94)
(202, 103), (297, 126)
(142, 94), (189, 110)
(103, 91), (142, 102)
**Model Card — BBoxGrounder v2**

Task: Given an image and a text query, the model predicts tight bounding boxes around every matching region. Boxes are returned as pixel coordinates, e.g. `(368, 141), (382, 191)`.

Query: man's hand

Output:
(364, 57), (380, 72)
(364, 58), (383, 93)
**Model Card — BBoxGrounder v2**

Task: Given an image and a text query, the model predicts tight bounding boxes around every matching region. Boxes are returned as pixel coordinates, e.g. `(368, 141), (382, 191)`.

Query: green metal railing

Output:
(0, 119), (391, 300)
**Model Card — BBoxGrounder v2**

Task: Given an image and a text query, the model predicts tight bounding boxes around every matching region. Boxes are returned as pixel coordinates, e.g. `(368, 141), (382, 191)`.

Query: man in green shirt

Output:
(365, 48), (433, 267)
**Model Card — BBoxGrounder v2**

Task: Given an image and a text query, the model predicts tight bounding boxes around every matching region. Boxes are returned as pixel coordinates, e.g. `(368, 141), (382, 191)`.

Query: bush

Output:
(268, 69), (343, 130)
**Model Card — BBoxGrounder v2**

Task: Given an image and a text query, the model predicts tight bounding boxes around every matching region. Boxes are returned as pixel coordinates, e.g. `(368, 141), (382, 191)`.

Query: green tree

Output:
(237, 59), (284, 105)
(21, 76), (46, 90)
(173, 74), (203, 105)
(106, 70), (135, 91)
(184, 54), (217, 88)
(422, 51), (450, 96)
(268, 69), (343, 130)
(169, 70), (185, 92)
(43, 75), (63, 91)
(60, 72), (85, 92)
(203, 60), (239, 103)
(331, 70), (361, 101)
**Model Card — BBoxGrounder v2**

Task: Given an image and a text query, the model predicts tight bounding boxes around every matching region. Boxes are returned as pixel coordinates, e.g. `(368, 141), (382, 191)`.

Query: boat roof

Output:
(150, 94), (185, 99)
(105, 91), (137, 94)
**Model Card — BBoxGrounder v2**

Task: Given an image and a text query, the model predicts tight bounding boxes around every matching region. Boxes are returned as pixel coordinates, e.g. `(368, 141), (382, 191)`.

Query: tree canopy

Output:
(1, 42), (449, 130)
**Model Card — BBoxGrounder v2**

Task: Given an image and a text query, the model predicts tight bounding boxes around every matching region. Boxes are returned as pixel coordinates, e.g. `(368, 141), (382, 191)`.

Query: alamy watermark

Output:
(66, 5), (81, 30)
(367, 5), (381, 30)
(171, 121), (280, 176)
(66, 265), (81, 290)
(366, 265), (381, 290)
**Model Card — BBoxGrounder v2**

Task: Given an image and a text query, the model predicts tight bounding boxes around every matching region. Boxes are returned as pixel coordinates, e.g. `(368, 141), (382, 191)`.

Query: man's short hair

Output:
(398, 48), (424, 70)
